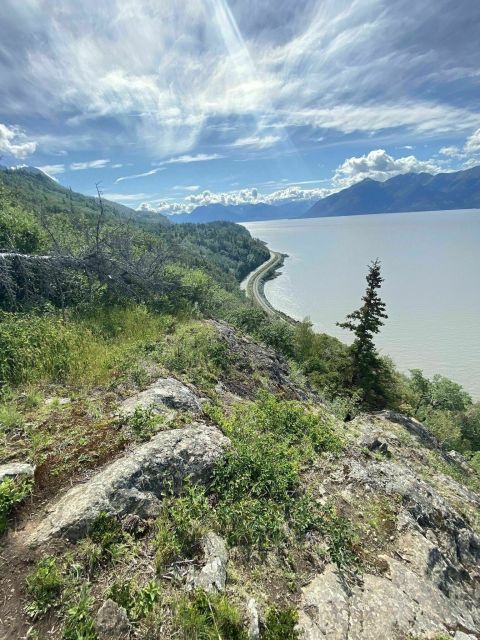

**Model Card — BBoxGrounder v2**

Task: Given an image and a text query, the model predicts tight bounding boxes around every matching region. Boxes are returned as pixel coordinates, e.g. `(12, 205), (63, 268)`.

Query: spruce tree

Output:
(337, 259), (389, 407)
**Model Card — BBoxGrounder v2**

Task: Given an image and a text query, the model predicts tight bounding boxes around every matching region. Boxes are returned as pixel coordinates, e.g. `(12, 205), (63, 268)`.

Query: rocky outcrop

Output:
(26, 424), (229, 545)
(119, 377), (203, 415)
(190, 532), (229, 593)
(0, 463), (35, 484)
(299, 414), (480, 639)
(210, 320), (312, 401)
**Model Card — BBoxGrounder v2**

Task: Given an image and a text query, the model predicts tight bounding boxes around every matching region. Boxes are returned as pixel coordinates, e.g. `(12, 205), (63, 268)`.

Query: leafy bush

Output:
(26, 556), (65, 618)
(121, 406), (165, 442)
(211, 394), (341, 549)
(0, 477), (32, 534)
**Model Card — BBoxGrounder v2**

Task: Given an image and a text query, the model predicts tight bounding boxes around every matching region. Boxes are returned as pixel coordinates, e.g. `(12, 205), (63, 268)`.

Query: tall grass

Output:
(0, 305), (172, 389)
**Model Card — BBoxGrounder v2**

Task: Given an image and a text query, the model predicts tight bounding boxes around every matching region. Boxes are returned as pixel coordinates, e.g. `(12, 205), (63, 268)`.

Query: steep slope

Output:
(305, 165), (480, 218)
(1, 321), (478, 639)
(0, 166), (170, 225)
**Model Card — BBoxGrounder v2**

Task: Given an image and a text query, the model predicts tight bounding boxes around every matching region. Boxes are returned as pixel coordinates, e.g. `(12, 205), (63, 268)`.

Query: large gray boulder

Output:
(119, 377), (203, 415)
(26, 424), (229, 545)
(0, 463), (35, 484)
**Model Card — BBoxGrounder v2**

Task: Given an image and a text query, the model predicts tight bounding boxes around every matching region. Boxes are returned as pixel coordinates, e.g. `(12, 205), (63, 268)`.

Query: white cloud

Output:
(232, 134), (281, 149)
(173, 185), (200, 192)
(115, 168), (164, 183)
(36, 164), (65, 177)
(0, 123), (36, 158)
(465, 128), (480, 153)
(159, 154), (224, 165)
(70, 158), (110, 170)
(103, 192), (150, 202)
(333, 149), (442, 187)
(439, 146), (462, 158)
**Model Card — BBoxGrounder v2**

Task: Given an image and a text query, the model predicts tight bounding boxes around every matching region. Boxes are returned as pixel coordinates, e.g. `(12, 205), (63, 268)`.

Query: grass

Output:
(0, 477), (33, 534)
(173, 590), (248, 640)
(263, 607), (299, 640)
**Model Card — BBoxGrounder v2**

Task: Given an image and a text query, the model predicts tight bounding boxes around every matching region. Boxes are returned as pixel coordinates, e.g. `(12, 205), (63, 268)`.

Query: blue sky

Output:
(1, 0), (479, 215)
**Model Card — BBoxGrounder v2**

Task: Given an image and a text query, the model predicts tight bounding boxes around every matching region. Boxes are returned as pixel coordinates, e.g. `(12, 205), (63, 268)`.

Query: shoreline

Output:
(242, 250), (298, 326)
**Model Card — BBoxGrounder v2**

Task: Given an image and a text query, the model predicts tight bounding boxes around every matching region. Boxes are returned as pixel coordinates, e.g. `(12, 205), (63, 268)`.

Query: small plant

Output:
(81, 512), (137, 568)
(0, 477), (32, 534)
(25, 556), (65, 618)
(106, 579), (161, 621)
(174, 590), (248, 640)
(122, 405), (164, 441)
(63, 585), (96, 640)
(155, 483), (212, 570)
(0, 404), (24, 431)
(262, 607), (299, 640)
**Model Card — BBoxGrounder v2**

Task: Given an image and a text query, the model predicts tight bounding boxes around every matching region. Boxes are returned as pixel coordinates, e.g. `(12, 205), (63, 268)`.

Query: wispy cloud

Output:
(70, 158), (110, 171)
(232, 134), (281, 149)
(159, 154), (224, 165)
(115, 168), (164, 183)
(36, 163), (65, 176)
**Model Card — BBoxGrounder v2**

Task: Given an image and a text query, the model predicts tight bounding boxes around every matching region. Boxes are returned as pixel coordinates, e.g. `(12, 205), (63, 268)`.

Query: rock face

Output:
(210, 320), (313, 401)
(95, 599), (130, 639)
(26, 424), (229, 545)
(0, 463), (35, 484)
(119, 377), (202, 415)
(298, 414), (480, 639)
(191, 532), (229, 593)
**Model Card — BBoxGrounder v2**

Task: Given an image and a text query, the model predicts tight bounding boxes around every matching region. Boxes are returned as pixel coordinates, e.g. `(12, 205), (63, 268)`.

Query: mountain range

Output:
(169, 165), (480, 224)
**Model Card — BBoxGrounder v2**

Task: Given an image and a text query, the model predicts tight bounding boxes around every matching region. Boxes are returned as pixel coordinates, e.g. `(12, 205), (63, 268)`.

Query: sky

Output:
(1, 0), (479, 215)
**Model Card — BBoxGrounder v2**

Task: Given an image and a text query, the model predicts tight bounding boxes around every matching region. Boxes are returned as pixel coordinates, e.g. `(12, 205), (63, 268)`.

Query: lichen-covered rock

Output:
(95, 599), (130, 638)
(26, 424), (229, 545)
(246, 598), (261, 640)
(119, 377), (203, 415)
(0, 463), (35, 484)
(190, 532), (229, 593)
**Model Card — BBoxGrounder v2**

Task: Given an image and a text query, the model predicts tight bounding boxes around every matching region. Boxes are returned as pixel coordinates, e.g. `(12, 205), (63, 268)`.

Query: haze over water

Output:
(244, 210), (480, 399)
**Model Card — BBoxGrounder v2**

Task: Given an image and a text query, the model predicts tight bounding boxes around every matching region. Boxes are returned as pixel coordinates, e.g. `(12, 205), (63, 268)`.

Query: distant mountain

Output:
(169, 199), (313, 224)
(304, 166), (480, 218)
(0, 166), (170, 225)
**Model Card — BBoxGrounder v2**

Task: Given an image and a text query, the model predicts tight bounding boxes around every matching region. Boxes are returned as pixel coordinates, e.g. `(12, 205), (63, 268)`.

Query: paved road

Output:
(243, 250), (285, 316)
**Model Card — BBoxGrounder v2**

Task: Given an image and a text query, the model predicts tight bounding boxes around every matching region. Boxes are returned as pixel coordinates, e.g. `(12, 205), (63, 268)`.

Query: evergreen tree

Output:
(337, 259), (390, 407)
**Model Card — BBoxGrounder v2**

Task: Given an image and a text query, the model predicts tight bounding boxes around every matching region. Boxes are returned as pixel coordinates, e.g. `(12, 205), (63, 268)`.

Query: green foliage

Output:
(263, 607), (299, 640)
(63, 585), (96, 640)
(0, 186), (46, 253)
(121, 406), (165, 442)
(461, 404), (480, 451)
(173, 590), (248, 640)
(158, 321), (231, 385)
(408, 369), (472, 415)
(155, 483), (212, 569)
(107, 579), (161, 621)
(292, 320), (352, 396)
(0, 403), (24, 431)
(211, 394), (341, 549)
(26, 556), (65, 618)
(337, 260), (393, 408)
(81, 513), (137, 568)
(0, 477), (32, 534)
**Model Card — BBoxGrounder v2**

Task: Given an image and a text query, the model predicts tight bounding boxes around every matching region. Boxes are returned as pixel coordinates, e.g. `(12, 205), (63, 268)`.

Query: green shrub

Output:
(155, 484), (212, 570)
(26, 556), (65, 618)
(263, 607), (299, 640)
(0, 477), (32, 534)
(0, 404), (25, 431)
(174, 590), (248, 640)
(211, 394), (341, 549)
(107, 579), (161, 621)
(121, 406), (165, 442)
